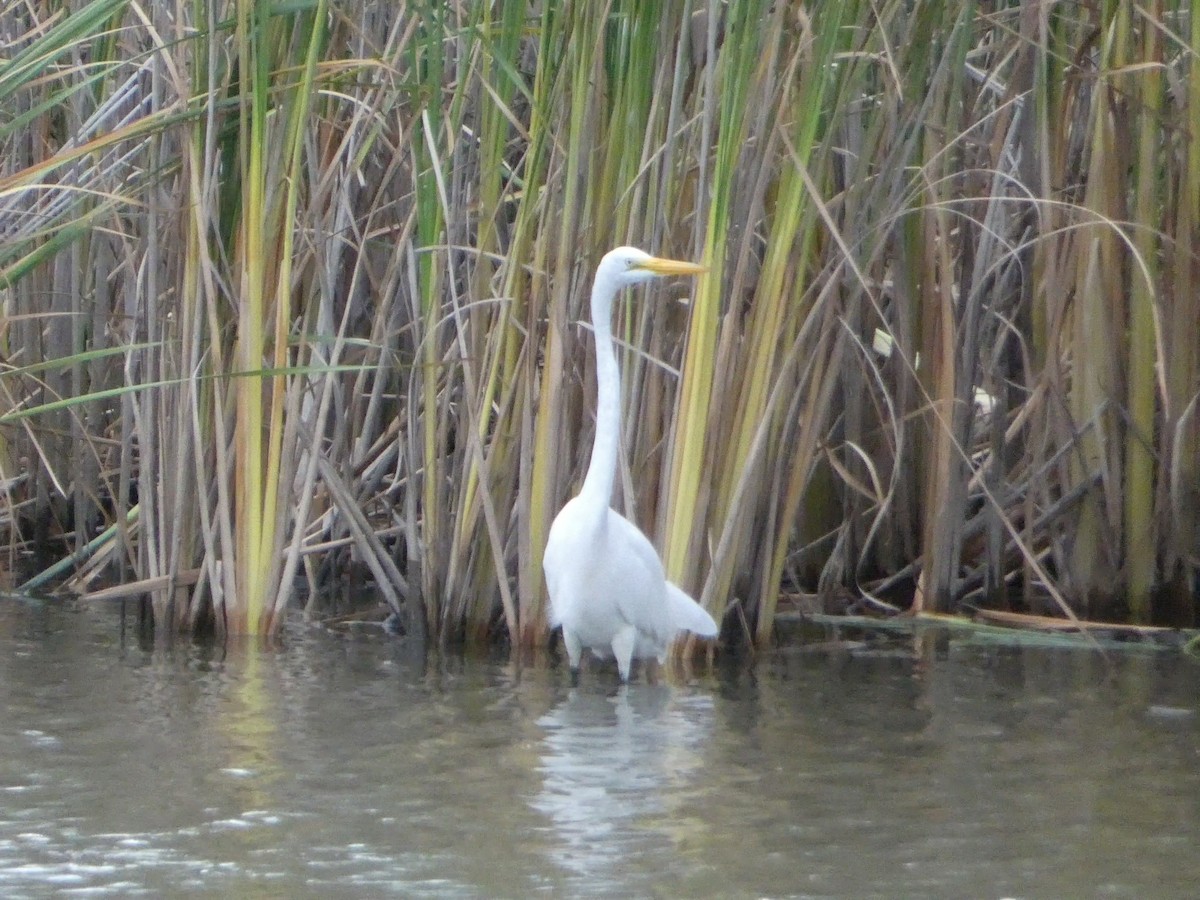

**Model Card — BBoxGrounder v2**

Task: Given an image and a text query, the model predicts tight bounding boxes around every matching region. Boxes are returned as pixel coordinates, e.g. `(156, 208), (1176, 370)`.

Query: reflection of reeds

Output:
(1, 2), (1196, 641)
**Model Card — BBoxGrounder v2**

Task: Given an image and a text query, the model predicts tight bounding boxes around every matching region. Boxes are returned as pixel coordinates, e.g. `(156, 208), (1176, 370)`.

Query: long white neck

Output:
(579, 273), (621, 507)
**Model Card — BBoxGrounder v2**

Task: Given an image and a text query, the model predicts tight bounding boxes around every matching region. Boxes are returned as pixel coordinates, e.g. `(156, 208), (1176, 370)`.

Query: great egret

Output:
(543, 246), (720, 682)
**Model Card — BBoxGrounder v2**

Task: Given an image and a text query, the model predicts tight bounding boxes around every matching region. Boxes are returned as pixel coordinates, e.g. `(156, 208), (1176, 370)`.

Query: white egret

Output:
(543, 246), (720, 682)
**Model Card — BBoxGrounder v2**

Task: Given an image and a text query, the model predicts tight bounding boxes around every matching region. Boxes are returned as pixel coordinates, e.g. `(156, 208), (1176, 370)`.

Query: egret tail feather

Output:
(665, 582), (719, 637)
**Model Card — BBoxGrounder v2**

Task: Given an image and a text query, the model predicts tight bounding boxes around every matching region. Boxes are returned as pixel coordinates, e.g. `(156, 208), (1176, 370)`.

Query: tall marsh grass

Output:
(1, 1), (1196, 641)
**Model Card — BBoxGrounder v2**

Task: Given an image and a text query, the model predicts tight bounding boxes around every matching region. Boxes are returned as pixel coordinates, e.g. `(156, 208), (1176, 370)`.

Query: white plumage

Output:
(543, 247), (719, 682)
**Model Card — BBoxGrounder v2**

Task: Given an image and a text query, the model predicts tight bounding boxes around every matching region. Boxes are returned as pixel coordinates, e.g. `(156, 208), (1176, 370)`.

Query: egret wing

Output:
(603, 509), (674, 646)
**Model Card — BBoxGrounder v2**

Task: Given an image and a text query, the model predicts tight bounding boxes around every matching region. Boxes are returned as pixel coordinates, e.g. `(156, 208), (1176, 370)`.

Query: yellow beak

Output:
(635, 256), (708, 276)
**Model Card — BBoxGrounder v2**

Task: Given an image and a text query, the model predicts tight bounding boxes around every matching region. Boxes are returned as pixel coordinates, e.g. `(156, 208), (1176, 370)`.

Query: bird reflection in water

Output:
(531, 685), (715, 887)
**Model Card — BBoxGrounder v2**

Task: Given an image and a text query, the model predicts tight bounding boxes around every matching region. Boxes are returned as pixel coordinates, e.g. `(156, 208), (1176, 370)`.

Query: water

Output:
(1, 601), (1198, 898)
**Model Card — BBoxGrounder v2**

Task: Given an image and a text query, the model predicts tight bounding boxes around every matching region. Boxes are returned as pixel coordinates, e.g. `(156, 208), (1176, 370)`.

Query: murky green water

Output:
(1, 600), (1198, 898)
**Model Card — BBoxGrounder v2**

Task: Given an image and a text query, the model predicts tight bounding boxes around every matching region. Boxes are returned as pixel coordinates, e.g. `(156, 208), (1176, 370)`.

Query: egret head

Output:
(596, 246), (707, 290)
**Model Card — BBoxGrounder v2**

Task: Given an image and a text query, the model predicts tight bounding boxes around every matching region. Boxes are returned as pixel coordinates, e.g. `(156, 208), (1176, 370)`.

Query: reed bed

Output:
(1, 1), (1196, 642)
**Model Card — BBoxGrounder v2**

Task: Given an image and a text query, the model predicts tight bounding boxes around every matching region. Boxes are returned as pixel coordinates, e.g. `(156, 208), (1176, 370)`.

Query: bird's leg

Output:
(562, 627), (583, 681)
(611, 624), (637, 683)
